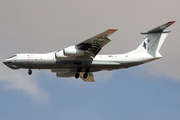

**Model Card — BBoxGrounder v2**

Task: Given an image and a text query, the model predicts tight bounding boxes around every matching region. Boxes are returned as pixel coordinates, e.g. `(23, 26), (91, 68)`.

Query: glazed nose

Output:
(3, 59), (11, 65)
(3, 60), (7, 65)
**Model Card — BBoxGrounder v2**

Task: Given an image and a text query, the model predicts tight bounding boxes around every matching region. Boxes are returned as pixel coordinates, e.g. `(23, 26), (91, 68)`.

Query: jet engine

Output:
(63, 46), (84, 56)
(55, 46), (84, 60)
(55, 50), (75, 60)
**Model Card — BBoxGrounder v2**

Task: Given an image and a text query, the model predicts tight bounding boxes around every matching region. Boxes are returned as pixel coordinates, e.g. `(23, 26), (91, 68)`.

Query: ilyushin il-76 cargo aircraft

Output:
(3, 21), (175, 82)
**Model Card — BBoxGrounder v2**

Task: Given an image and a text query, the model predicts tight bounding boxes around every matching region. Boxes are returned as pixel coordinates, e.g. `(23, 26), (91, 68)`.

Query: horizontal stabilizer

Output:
(141, 21), (176, 34)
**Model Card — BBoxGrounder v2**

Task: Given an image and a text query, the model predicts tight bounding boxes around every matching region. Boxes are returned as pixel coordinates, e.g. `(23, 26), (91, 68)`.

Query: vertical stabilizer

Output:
(134, 21), (175, 57)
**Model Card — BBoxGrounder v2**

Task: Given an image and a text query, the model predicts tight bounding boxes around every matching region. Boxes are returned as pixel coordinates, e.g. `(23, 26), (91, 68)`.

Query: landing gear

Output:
(75, 73), (80, 79)
(75, 67), (90, 79)
(75, 67), (82, 79)
(83, 72), (88, 79)
(85, 67), (90, 72)
(28, 69), (32, 75)
(83, 67), (89, 79)
(77, 67), (82, 72)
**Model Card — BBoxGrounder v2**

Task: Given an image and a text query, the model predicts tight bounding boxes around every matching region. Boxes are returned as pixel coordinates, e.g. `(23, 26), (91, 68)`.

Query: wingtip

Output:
(168, 21), (176, 23)
(107, 29), (118, 31)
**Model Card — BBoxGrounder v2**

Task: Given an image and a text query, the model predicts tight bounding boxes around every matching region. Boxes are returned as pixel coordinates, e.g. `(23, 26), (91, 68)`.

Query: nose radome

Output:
(3, 60), (6, 64)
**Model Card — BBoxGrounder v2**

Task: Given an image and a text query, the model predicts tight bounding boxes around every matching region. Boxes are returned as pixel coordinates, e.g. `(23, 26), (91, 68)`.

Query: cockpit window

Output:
(57, 49), (62, 52)
(7, 55), (17, 59)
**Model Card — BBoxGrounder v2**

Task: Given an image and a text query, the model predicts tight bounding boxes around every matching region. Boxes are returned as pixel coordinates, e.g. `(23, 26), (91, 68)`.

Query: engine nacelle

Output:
(55, 50), (75, 60)
(63, 46), (84, 56)
(55, 46), (84, 60)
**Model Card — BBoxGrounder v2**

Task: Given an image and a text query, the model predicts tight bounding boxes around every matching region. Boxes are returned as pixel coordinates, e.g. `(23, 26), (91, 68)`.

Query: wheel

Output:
(77, 67), (82, 72)
(86, 67), (90, 72)
(28, 69), (32, 75)
(75, 73), (80, 79)
(83, 73), (88, 79)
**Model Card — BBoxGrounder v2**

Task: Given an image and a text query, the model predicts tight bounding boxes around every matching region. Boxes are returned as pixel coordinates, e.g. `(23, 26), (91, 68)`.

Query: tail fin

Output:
(134, 21), (175, 57)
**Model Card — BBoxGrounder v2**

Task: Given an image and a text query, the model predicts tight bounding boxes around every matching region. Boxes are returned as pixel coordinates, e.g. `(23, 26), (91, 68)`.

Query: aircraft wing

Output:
(80, 72), (95, 82)
(76, 29), (118, 57)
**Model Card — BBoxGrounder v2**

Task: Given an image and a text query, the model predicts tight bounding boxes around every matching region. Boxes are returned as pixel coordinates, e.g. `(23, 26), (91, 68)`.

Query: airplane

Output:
(3, 21), (175, 82)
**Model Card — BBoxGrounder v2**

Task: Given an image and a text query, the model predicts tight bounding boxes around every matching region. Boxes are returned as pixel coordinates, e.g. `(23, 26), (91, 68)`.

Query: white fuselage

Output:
(3, 51), (159, 72)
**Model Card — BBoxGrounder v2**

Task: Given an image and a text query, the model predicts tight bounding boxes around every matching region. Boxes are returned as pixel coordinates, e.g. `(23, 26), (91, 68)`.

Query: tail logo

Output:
(143, 42), (147, 49)
(143, 39), (150, 49)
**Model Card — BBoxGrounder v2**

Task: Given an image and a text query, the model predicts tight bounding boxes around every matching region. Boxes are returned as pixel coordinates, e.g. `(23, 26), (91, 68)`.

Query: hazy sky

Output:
(0, 0), (180, 120)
